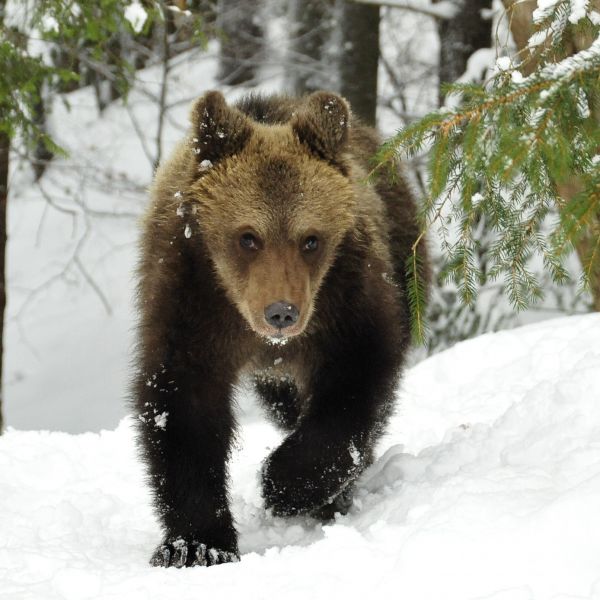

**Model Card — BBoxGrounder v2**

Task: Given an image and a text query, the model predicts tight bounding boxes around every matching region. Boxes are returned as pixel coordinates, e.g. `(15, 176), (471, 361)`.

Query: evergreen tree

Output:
(375, 0), (600, 342)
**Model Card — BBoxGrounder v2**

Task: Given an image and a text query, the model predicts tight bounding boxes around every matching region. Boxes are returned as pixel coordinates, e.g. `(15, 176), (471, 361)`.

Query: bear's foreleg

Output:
(261, 317), (404, 518)
(136, 369), (239, 567)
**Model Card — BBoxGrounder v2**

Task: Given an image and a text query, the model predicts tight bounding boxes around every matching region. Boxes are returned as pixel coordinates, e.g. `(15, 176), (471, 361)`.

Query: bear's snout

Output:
(264, 301), (299, 330)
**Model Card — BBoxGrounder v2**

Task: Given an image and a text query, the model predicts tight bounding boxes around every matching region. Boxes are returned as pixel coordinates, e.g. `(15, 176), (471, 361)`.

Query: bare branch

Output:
(74, 254), (112, 315)
(125, 104), (157, 168)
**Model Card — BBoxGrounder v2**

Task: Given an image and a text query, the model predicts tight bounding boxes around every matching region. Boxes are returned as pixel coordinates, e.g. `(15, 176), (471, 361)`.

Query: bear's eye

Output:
(240, 232), (260, 250)
(302, 236), (319, 252)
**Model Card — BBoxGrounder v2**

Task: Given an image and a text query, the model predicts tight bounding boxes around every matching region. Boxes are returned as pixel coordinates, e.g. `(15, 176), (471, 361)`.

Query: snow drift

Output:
(2, 313), (600, 600)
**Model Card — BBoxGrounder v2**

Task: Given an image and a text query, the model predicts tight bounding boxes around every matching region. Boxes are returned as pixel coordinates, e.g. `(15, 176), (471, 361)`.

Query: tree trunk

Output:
(501, 0), (600, 75)
(0, 0), (6, 433)
(216, 0), (264, 85)
(32, 87), (53, 181)
(573, 228), (600, 312)
(436, 0), (493, 103)
(0, 132), (8, 433)
(287, 0), (334, 96)
(338, 0), (380, 126)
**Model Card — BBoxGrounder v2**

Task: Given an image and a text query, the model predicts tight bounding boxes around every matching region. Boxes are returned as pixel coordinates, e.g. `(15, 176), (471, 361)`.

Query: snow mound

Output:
(2, 314), (600, 599)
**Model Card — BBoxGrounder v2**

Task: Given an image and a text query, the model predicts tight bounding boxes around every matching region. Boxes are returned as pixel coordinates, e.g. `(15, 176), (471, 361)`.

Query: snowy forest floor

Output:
(2, 314), (600, 600)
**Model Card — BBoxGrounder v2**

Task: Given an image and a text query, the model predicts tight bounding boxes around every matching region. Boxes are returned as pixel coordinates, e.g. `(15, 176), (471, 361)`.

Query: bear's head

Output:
(186, 90), (357, 342)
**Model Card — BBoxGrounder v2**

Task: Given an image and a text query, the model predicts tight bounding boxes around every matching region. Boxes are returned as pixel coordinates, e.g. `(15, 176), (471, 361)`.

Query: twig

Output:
(36, 180), (78, 239)
(126, 103), (157, 168)
(74, 254), (112, 315)
(35, 198), (50, 248)
(71, 192), (113, 316)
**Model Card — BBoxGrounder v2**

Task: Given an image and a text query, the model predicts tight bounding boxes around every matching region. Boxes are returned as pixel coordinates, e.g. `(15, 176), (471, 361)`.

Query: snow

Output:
(348, 442), (361, 466)
(154, 411), (168, 430)
(124, 1), (147, 34)
(529, 28), (552, 48)
(455, 47), (496, 84)
(533, 0), (561, 23)
(40, 14), (59, 34)
(2, 314), (600, 599)
(511, 69), (525, 83)
(537, 32), (600, 79)
(496, 55), (512, 71)
(531, 1), (597, 45)
(266, 336), (290, 346)
(471, 192), (484, 205)
(577, 88), (591, 118)
(569, 0), (591, 24)
(446, 48), (495, 109)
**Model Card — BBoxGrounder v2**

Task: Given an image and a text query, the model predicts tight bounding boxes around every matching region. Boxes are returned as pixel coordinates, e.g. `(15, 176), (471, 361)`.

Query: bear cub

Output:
(133, 90), (428, 567)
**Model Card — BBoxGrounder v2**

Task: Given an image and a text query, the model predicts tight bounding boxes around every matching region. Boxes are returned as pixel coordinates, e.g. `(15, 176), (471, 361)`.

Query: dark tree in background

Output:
(338, 0), (380, 125)
(0, 131), (6, 433)
(0, 0), (7, 432)
(435, 0), (493, 103)
(287, 0), (334, 95)
(31, 87), (53, 181)
(217, 0), (264, 84)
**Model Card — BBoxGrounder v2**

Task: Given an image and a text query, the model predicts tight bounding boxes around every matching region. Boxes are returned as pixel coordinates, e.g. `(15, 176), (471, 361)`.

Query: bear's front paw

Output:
(262, 440), (354, 516)
(150, 538), (240, 568)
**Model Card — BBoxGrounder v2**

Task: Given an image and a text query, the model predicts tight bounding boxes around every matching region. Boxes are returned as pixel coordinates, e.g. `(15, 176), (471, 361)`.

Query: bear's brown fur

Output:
(133, 90), (428, 568)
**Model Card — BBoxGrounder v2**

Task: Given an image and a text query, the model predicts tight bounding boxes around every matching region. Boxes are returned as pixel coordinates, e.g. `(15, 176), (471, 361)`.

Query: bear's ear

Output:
(291, 91), (350, 164)
(189, 91), (253, 167)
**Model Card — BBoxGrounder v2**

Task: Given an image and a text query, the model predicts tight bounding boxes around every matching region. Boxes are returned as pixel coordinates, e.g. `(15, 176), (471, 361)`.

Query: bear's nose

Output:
(264, 301), (299, 330)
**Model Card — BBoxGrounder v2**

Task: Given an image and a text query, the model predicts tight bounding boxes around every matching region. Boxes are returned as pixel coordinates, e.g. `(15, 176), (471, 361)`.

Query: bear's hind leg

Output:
(254, 373), (302, 431)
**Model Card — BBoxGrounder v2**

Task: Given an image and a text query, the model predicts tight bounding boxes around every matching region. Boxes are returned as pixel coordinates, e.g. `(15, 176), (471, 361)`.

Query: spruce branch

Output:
(378, 4), (600, 337)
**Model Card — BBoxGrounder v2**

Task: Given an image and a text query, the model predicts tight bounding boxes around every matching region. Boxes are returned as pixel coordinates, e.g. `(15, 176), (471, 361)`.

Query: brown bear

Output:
(133, 90), (428, 568)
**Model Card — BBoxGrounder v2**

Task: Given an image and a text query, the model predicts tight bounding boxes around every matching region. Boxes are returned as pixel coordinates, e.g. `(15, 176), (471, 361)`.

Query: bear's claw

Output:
(150, 539), (240, 568)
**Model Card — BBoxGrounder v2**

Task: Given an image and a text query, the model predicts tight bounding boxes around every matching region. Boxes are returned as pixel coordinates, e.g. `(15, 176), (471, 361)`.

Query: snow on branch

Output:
(535, 31), (600, 80)
(352, 0), (460, 20)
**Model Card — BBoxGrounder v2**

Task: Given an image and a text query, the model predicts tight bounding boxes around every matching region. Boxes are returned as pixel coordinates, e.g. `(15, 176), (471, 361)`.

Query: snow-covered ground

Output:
(2, 314), (600, 600)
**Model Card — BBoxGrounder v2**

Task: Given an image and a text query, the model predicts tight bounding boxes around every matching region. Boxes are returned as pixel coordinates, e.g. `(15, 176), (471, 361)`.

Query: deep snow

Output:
(2, 314), (600, 600)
